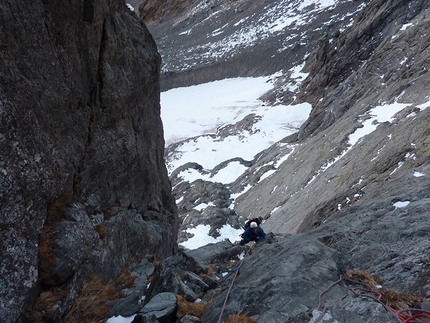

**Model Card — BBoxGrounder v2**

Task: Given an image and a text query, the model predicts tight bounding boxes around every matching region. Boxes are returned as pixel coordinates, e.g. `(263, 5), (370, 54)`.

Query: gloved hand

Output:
(239, 240), (246, 245)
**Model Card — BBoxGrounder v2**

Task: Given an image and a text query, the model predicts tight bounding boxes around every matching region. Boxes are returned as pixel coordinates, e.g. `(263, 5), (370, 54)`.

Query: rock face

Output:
(201, 201), (430, 322)
(297, 0), (430, 138)
(4, 0), (430, 321)
(236, 0), (430, 235)
(0, 1), (177, 322)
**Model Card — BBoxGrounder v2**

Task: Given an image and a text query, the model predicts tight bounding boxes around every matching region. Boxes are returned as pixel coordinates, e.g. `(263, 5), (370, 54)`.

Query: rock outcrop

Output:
(0, 1), (177, 322)
(297, 0), (430, 138)
(202, 198), (430, 322)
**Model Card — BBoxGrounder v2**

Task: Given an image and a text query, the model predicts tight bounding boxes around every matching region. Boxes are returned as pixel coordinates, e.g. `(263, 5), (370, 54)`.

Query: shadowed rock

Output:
(0, 1), (178, 322)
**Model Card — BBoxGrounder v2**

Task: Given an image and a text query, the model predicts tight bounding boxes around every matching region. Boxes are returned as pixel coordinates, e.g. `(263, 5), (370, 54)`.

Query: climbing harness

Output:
(314, 275), (430, 323)
(216, 245), (253, 323)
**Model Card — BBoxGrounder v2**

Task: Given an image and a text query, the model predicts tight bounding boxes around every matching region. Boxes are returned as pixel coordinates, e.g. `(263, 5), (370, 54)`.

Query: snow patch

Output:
(393, 201), (410, 208)
(180, 224), (242, 250)
(163, 76), (312, 181)
(309, 309), (339, 323)
(400, 23), (413, 31)
(413, 171), (425, 177)
(107, 315), (136, 323)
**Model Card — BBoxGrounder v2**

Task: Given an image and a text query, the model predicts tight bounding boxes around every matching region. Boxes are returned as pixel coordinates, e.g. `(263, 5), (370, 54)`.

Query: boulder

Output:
(108, 258), (156, 317)
(139, 292), (177, 323)
(140, 241), (246, 322)
(179, 315), (201, 323)
(130, 258), (155, 280)
(186, 240), (243, 265)
(145, 255), (210, 302)
(108, 292), (143, 318)
(179, 281), (199, 302)
(148, 268), (181, 297)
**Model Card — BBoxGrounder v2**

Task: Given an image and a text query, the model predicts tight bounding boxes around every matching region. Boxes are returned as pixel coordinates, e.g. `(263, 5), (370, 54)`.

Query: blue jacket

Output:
(242, 226), (266, 243)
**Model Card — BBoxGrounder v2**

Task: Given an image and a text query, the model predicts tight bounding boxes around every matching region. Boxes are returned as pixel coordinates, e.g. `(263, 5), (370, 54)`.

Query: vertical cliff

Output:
(0, 1), (178, 322)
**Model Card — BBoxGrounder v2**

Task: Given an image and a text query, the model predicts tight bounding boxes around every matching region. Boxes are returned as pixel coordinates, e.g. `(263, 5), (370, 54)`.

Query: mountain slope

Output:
(239, 0), (430, 234)
(153, 0), (371, 246)
(143, 0), (430, 321)
(154, 0), (430, 239)
(141, 0), (366, 91)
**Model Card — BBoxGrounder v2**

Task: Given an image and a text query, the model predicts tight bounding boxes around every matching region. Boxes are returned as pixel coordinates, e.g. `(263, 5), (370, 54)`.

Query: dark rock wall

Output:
(138, 0), (197, 24)
(0, 1), (177, 322)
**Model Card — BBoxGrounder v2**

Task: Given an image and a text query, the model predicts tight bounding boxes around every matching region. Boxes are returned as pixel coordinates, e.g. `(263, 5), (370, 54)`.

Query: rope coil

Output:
(314, 275), (430, 323)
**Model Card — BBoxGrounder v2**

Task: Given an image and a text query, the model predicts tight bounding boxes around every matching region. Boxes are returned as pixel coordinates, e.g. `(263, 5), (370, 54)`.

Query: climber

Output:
(243, 216), (263, 230)
(240, 221), (266, 245)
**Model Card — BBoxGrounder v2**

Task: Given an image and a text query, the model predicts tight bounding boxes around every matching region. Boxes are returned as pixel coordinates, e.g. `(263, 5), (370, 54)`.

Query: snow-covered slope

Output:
(162, 75), (311, 248)
(155, 0), (430, 251)
(156, 0), (363, 72)
(149, 0), (367, 248)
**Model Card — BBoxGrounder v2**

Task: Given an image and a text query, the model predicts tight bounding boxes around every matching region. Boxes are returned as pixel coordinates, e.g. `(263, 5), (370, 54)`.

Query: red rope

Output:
(403, 313), (430, 323)
(315, 276), (430, 323)
(396, 309), (430, 323)
(317, 275), (344, 310)
(314, 275), (344, 323)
